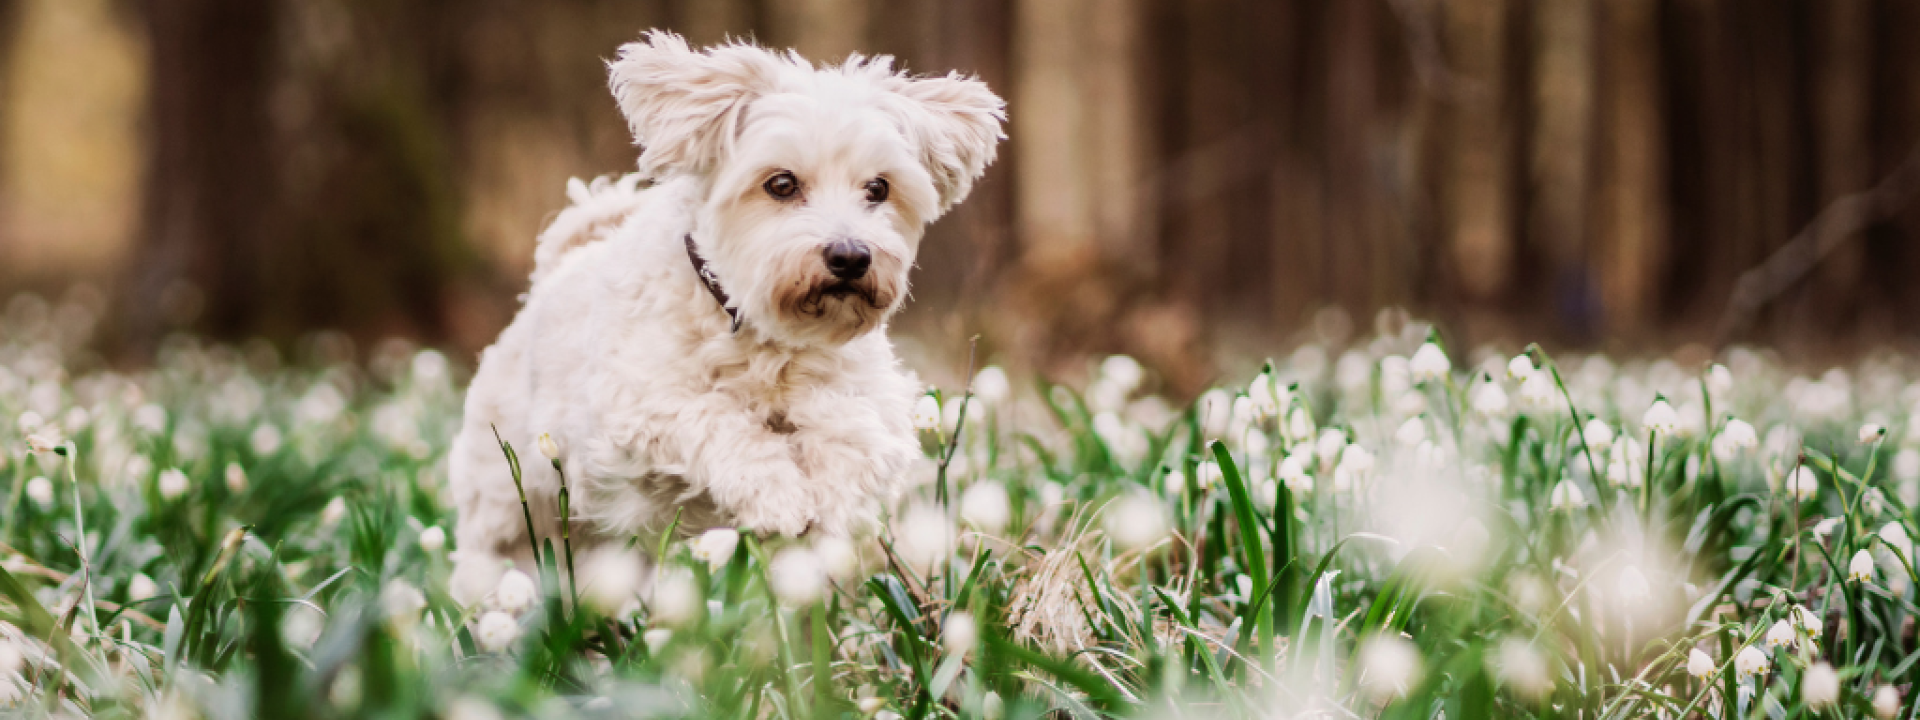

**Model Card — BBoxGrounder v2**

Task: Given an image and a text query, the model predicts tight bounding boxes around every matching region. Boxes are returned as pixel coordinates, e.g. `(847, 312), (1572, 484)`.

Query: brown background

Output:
(4, 0), (1919, 392)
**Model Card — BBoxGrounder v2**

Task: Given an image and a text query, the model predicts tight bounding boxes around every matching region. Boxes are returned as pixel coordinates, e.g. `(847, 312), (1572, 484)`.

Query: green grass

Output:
(1, 304), (1918, 718)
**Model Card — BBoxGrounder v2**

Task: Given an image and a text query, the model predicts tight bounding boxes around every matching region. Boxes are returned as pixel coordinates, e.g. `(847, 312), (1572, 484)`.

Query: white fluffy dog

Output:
(446, 31), (1004, 603)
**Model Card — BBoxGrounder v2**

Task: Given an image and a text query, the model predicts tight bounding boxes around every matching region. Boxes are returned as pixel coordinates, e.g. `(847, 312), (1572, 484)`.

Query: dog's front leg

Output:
(644, 392), (821, 538)
(781, 391), (920, 536)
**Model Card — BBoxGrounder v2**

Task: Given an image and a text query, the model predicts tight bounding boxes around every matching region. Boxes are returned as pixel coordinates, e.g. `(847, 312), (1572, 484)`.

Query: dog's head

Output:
(609, 31), (1005, 346)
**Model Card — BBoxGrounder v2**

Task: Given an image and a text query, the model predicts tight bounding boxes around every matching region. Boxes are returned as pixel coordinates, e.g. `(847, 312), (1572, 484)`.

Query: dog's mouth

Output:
(814, 281), (878, 307)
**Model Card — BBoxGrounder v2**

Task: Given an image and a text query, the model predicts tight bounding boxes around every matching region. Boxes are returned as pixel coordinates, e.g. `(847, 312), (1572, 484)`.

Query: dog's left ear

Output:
(883, 72), (1007, 214)
(610, 31), (786, 177)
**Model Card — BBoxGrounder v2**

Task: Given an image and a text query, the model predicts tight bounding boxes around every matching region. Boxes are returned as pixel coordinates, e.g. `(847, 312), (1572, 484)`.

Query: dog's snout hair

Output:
(823, 239), (873, 280)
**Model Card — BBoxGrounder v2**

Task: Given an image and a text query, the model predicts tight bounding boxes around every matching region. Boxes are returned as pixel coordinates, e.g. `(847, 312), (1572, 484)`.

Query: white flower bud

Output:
(648, 569), (700, 626)
(537, 433), (561, 460)
(894, 504), (955, 573)
(1802, 662), (1839, 707)
(1507, 355), (1535, 380)
(1494, 638), (1552, 701)
(1706, 363), (1734, 398)
(642, 627), (673, 652)
(1549, 480), (1585, 511)
(158, 469), (190, 500)
(815, 536), (860, 581)
(690, 528), (740, 571)
(1517, 371), (1557, 411)
(942, 611), (977, 656)
(491, 568), (538, 613)
(1785, 467), (1819, 502)
(129, 573), (159, 602)
(418, 526), (446, 553)
(959, 482), (1010, 535)
(1580, 420), (1615, 454)
(1409, 343), (1451, 383)
(1358, 634), (1421, 700)
(1395, 417), (1427, 447)
(911, 395), (942, 431)
(1861, 423), (1888, 445)
(1642, 399), (1680, 435)
(1790, 605), (1824, 639)
(579, 549), (643, 616)
(321, 496), (348, 526)
(1874, 685), (1901, 720)
(1471, 379), (1509, 417)
(25, 476), (53, 509)
(1687, 648), (1715, 678)
(972, 367), (1010, 405)
(857, 697), (886, 715)
(1103, 493), (1168, 551)
(475, 611), (521, 652)
(1851, 549), (1877, 583)
(1765, 619), (1795, 649)
(769, 548), (826, 607)
(224, 463), (248, 493)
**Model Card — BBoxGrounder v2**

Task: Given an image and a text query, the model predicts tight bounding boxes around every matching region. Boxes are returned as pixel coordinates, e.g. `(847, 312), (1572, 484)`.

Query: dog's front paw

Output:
(725, 477), (817, 538)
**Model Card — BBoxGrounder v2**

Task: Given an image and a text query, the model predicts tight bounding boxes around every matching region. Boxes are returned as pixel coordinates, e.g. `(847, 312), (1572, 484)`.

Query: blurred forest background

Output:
(4, 0), (1920, 393)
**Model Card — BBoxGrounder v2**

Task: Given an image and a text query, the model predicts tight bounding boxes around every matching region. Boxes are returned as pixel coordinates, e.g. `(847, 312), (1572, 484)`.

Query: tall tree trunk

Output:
(1593, 0), (1664, 337)
(124, 0), (276, 349)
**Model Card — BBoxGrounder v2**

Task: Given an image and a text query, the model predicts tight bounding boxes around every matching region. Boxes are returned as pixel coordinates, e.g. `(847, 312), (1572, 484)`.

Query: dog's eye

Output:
(864, 178), (890, 204)
(764, 172), (800, 200)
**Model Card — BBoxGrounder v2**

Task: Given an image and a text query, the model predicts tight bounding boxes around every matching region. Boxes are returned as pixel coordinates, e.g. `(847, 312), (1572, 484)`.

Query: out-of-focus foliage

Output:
(5, 291), (1920, 718)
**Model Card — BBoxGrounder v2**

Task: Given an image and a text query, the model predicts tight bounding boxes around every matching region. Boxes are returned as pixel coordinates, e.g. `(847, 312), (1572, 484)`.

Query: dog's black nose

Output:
(823, 240), (872, 280)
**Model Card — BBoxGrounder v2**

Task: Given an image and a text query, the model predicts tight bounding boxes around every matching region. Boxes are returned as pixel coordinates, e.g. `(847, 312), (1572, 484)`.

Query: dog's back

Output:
(529, 173), (650, 285)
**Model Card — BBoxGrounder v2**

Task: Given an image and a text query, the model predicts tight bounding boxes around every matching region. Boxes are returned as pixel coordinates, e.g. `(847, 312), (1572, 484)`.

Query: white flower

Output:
(1687, 648), (1715, 678)
(1803, 662), (1839, 708)
(1715, 418), (1758, 460)
(1765, 619), (1795, 649)
(972, 367), (1010, 405)
(959, 482), (1011, 534)
(1706, 363), (1734, 397)
(1883, 522), (1914, 560)
(537, 433), (561, 460)
(24, 432), (62, 455)
(1248, 373), (1285, 417)
(1395, 417), (1427, 447)
(492, 568), (538, 613)
(1550, 480), (1586, 511)
(1278, 454), (1311, 494)
(1606, 447), (1644, 488)
(1494, 638), (1553, 700)
(382, 579), (428, 628)
(129, 573), (159, 602)
(1861, 423), (1888, 445)
(1785, 467), (1819, 502)
(133, 404), (168, 434)
(1517, 371), (1557, 411)
(418, 526), (446, 553)
(690, 528), (740, 571)
(857, 697), (886, 715)
(1100, 355), (1144, 393)
(649, 569), (700, 626)
(1194, 460), (1222, 490)
(1581, 419), (1615, 454)
(321, 496), (348, 526)
(1852, 549), (1877, 583)
(1642, 399), (1680, 435)
(24, 477), (53, 509)
(16, 411), (43, 435)
(642, 627), (673, 652)
(1358, 634), (1421, 700)
(1813, 517), (1844, 541)
(158, 469), (190, 500)
(1286, 406), (1316, 439)
(579, 549), (643, 616)
(1103, 492), (1168, 551)
(942, 611), (977, 656)
(894, 504), (955, 573)
(447, 698), (505, 720)
(769, 548), (826, 607)
(1507, 355), (1535, 380)
(1874, 685), (1901, 720)
(282, 606), (325, 648)
(1409, 342), (1451, 383)
(1616, 566), (1651, 604)
(250, 424), (283, 456)
(814, 536), (860, 581)
(1471, 379), (1509, 416)
(475, 611), (521, 652)
(1790, 605), (1824, 639)
(1338, 444), (1375, 478)
(911, 395), (941, 431)
(224, 463), (247, 493)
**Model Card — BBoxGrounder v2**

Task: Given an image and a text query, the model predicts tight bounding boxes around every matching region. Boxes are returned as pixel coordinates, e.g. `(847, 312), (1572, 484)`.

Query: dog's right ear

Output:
(609, 31), (784, 177)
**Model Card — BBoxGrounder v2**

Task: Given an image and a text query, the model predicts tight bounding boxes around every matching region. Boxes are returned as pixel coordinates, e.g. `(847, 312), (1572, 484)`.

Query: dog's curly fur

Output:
(446, 31), (1005, 603)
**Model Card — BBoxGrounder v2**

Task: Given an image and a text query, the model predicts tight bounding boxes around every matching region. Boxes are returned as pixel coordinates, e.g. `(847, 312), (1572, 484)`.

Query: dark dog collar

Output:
(685, 234), (741, 333)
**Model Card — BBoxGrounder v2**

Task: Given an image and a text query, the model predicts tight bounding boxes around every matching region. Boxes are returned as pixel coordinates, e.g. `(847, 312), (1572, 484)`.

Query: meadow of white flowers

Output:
(2, 288), (1918, 719)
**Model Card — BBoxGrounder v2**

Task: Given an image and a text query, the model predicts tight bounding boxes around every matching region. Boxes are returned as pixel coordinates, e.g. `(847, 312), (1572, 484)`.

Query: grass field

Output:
(2, 294), (1918, 719)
